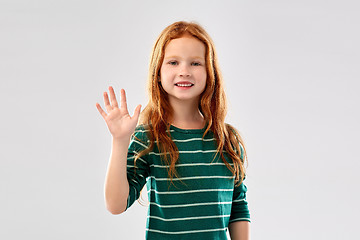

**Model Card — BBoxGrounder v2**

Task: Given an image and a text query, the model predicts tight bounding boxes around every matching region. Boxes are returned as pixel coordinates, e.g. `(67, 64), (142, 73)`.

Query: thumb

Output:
(132, 104), (142, 121)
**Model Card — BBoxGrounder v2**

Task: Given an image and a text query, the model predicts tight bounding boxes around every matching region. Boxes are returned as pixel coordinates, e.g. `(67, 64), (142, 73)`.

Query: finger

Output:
(95, 103), (107, 119)
(103, 91), (112, 113)
(132, 104), (142, 121)
(109, 86), (119, 108)
(120, 89), (128, 112)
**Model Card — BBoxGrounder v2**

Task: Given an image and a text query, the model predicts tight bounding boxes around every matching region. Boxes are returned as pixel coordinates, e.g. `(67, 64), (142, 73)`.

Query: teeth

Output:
(176, 84), (193, 87)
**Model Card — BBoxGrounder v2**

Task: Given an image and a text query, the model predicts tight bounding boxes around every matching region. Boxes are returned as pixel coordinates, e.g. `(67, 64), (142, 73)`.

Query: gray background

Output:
(1, 0), (359, 239)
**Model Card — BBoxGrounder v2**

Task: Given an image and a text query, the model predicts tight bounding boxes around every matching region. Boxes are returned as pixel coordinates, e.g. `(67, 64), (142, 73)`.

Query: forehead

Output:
(164, 36), (206, 58)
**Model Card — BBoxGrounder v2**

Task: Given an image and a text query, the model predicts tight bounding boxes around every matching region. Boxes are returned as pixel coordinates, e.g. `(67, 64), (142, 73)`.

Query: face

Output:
(159, 35), (207, 105)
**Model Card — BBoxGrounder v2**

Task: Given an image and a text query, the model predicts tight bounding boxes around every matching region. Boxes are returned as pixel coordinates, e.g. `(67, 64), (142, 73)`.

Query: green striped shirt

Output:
(126, 124), (250, 239)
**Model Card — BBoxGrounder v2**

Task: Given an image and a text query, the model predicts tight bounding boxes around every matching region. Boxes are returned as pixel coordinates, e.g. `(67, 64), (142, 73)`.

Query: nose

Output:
(179, 64), (191, 78)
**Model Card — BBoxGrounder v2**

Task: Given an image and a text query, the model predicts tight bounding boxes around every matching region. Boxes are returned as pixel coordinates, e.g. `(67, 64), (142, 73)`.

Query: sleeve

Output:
(229, 143), (251, 223)
(125, 126), (150, 211)
(229, 180), (251, 223)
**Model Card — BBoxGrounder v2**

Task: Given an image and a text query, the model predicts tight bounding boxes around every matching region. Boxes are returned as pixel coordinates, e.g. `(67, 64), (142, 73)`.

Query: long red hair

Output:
(135, 21), (248, 187)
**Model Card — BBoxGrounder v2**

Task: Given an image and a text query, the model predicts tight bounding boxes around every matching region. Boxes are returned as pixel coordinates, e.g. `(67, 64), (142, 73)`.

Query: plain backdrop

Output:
(1, 0), (359, 239)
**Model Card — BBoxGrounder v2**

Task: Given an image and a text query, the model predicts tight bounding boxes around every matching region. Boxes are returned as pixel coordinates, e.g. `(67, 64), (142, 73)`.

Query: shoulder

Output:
(225, 122), (245, 151)
(131, 124), (152, 143)
(134, 123), (151, 133)
(127, 124), (151, 152)
(224, 122), (242, 139)
(225, 122), (238, 133)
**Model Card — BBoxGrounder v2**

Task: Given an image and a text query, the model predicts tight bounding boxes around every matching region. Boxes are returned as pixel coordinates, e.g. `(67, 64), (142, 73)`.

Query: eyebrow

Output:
(164, 55), (205, 60)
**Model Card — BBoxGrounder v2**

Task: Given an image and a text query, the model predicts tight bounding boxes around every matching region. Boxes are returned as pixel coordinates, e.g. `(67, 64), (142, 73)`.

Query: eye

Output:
(191, 62), (201, 66)
(168, 61), (178, 65)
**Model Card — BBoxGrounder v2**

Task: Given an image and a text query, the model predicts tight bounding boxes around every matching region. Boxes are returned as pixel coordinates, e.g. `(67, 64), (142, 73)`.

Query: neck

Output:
(168, 98), (205, 129)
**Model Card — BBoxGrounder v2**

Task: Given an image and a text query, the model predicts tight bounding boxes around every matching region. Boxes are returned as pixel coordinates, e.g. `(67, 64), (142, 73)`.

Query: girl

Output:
(96, 21), (251, 240)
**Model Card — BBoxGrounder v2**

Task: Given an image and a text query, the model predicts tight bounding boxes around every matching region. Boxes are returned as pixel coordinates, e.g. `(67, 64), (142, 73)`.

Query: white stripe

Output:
(179, 150), (218, 154)
(130, 139), (148, 149)
(126, 192), (131, 208)
(127, 154), (147, 165)
(133, 188), (137, 200)
(149, 175), (234, 181)
(172, 137), (215, 142)
(134, 129), (174, 133)
(150, 201), (232, 208)
(135, 156), (147, 165)
(150, 162), (233, 168)
(148, 214), (230, 222)
(143, 138), (216, 143)
(146, 227), (227, 235)
(149, 149), (218, 156)
(131, 151), (228, 159)
(134, 129), (149, 133)
(229, 217), (251, 222)
(233, 198), (246, 203)
(132, 136), (215, 144)
(148, 188), (233, 195)
(144, 137), (215, 143)
(126, 164), (137, 168)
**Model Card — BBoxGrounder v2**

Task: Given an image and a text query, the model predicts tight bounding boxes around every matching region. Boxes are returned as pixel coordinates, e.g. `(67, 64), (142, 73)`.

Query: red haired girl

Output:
(96, 21), (251, 239)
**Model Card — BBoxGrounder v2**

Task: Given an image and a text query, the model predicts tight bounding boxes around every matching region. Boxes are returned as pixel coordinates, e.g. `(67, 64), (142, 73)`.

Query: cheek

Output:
(159, 69), (173, 87)
(201, 70), (207, 89)
(159, 65), (164, 78)
(199, 69), (207, 81)
(159, 65), (171, 78)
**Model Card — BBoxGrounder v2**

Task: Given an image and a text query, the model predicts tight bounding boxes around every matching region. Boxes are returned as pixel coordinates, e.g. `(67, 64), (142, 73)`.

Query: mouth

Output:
(174, 83), (194, 87)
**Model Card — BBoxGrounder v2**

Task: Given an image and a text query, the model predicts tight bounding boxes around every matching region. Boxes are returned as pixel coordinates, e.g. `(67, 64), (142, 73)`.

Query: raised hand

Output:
(96, 86), (141, 140)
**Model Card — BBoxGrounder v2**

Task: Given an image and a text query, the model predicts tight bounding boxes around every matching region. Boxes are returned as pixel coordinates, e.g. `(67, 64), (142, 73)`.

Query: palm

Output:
(96, 87), (141, 139)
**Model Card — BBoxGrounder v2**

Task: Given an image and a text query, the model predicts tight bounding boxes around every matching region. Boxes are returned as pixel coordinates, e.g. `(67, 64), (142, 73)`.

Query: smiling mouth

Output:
(175, 83), (194, 87)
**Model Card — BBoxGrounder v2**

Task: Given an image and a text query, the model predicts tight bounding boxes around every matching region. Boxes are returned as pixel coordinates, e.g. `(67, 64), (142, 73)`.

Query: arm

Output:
(104, 137), (131, 214)
(96, 87), (142, 215)
(228, 221), (251, 240)
(229, 179), (251, 239)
